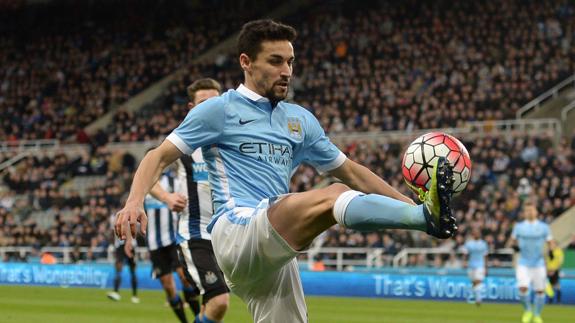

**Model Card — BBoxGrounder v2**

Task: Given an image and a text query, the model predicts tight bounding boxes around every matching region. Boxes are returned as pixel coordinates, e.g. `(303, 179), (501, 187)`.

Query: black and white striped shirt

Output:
(144, 173), (178, 250)
(175, 148), (213, 242)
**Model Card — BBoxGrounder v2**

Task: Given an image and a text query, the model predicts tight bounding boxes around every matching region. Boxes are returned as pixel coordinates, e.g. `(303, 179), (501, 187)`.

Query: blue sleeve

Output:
(167, 97), (225, 154)
(301, 114), (345, 173)
(511, 225), (518, 239)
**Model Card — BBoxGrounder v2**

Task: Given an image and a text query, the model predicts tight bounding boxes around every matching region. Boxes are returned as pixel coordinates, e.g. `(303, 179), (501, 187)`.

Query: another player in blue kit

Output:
(463, 228), (488, 306)
(510, 200), (552, 323)
(116, 19), (457, 322)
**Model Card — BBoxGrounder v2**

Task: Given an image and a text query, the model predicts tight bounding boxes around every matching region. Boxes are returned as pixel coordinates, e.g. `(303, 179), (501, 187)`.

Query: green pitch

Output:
(0, 285), (574, 322)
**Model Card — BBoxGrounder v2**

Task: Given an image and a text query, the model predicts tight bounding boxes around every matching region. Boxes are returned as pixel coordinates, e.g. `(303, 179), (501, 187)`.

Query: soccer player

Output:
(463, 228), (488, 306)
(510, 200), (552, 323)
(115, 19), (457, 322)
(145, 170), (201, 322)
(107, 212), (139, 303)
(545, 239), (564, 304)
(150, 78), (229, 323)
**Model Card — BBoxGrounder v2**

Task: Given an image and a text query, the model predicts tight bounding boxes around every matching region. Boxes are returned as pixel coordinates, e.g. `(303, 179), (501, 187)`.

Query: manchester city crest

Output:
(287, 117), (302, 139)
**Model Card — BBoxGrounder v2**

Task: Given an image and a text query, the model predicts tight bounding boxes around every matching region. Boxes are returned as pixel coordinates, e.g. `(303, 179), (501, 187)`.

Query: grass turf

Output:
(0, 285), (574, 322)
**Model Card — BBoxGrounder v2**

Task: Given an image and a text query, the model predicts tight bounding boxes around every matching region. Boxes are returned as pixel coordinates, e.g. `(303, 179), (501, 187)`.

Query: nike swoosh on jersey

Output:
(239, 119), (256, 125)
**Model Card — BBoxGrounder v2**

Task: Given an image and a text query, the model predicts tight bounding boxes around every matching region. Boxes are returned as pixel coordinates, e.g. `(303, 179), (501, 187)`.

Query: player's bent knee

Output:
(325, 183), (351, 197)
(318, 183), (352, 209)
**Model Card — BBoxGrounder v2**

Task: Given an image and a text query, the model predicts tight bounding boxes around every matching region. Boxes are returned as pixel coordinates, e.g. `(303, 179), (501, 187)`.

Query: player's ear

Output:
(239, 53), (251, 72)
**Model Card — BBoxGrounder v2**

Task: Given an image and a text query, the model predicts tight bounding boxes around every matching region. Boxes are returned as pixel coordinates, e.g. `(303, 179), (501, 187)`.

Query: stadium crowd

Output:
(104, 0), (575, 142)
(0, 148), (135, 262)
(2, 1), (573, 143)
(0, 0), (283, 142)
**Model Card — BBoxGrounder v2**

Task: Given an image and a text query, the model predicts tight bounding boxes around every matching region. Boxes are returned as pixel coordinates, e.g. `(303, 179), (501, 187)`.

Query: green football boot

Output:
(422, 157), (457, 239)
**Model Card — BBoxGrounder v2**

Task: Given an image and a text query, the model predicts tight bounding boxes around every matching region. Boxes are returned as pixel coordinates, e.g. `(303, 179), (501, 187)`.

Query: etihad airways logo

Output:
(239, 142), (292, 166)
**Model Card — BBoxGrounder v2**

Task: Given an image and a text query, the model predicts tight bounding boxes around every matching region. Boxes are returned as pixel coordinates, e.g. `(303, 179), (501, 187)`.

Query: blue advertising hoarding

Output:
(0, 263), (573, 304)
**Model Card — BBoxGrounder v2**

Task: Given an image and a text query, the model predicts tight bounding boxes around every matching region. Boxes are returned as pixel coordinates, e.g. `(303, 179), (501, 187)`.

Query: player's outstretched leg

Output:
(334, 157), (456, 238)
(268, 158), (456, 251)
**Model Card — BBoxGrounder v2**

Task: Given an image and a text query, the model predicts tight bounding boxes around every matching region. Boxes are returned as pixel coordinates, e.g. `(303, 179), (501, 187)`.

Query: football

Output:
(402, 132), (472, 196)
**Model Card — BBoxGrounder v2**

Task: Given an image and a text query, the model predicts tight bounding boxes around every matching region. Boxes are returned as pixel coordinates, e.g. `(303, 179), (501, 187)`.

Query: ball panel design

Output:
(402, 132), (472, 197)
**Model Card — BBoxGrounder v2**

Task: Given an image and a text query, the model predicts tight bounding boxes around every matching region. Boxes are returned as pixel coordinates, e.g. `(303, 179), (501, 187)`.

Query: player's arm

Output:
(329, 158), (415, 205)
(508, 224), (519, 252)
(115, 140), (183, 239)
(150, 182), (187, 212)
(508, 237), (520, 252)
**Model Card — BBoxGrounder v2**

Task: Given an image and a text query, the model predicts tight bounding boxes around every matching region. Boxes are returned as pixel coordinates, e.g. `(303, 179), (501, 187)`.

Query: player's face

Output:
(523, 204), (537, 220)
(549, 240), (556, 249)
(241, 40), (294, 102)
(188, 89), (220, 109)
(472, 229), (480, 239)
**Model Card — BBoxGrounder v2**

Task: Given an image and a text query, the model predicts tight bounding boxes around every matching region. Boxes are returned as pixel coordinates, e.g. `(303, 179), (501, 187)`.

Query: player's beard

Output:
(265, 81), (289, 106)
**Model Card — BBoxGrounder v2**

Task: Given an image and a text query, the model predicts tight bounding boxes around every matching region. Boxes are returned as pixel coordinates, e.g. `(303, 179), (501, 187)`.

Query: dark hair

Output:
(523, 198), (535, 206)
(237, 19), (297, 59)
(187, 78), (222, 102)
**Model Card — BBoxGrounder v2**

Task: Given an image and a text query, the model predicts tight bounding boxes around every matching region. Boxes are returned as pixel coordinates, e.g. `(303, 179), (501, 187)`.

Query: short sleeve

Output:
(462, 242), (469, 254)
(482, 242), (488, 255)
(511, 225), (518, 240)
(167, 96), (225, 154)
(301, 114), (346, 173)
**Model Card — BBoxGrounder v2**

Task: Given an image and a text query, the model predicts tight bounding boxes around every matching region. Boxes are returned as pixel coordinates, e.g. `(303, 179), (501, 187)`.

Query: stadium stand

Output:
(101, 0), (575, 142)
(0, 0), (284, 142)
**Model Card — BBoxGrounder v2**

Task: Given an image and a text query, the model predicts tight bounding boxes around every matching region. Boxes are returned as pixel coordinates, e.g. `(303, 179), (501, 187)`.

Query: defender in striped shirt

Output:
(145, 170), (200, 322)
(151, 79), (229, 323)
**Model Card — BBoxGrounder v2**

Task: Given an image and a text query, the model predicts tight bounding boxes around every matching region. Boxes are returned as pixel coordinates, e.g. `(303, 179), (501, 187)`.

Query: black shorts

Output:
(115, 245), (136, 268)
(177, 239), (229, 304)
(150, 244), (182, 279)
(548, 270), (560, 285)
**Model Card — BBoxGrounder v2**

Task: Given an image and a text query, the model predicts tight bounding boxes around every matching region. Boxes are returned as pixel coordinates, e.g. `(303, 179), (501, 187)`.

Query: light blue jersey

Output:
(167, 85), (346, 232)
(464, 239), (488, 269)
(511, 220), (551, 267)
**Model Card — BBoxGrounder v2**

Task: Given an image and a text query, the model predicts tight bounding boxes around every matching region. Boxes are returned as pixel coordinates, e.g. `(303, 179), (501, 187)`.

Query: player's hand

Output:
(166, 193), (187, 212)
(115, 204), (148, 240)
